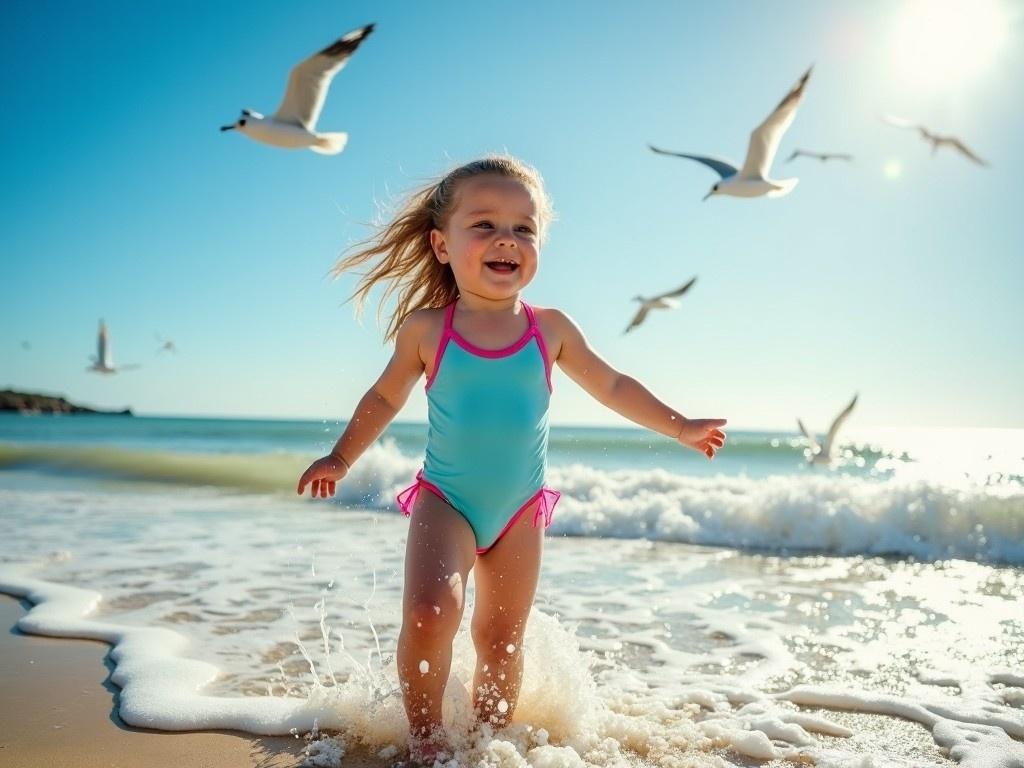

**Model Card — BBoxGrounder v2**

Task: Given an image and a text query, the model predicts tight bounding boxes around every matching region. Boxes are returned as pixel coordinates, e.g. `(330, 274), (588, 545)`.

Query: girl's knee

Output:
(404, 596), (462, 639)
(471, 616), (527, 653)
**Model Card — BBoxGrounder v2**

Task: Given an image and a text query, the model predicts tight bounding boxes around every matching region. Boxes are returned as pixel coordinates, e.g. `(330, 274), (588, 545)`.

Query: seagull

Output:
(797, 394), (858, 466)
(649, 66), (813, 200)
(87, 320), (139, 374)
(220, 23), (374, 155)
(786, 149), (853, 164)
(624, 277), (697, 334)
(881, 115), (989, 166)
(155, 334), (177, 354)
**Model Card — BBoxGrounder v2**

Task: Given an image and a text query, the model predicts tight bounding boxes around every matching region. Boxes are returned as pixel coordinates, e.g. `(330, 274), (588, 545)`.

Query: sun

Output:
(889, 0), (1010, 90)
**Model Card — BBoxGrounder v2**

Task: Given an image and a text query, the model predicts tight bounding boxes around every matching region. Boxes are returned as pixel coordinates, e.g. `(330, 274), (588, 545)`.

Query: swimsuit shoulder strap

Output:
(521, 301), (537, 329)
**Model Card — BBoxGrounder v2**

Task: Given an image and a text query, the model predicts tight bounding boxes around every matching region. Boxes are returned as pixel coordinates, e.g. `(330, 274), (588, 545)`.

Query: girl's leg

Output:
(470, 501), (545, 727)
(397, 489), (477, 743)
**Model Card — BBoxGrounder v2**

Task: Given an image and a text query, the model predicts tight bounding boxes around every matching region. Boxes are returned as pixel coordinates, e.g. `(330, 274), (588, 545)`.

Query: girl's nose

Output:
(495, 229), (517, 247)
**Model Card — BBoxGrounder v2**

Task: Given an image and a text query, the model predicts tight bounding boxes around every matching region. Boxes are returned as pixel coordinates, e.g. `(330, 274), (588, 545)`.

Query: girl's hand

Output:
(297, 454), (349, 498)
(676, 418), (727, 460)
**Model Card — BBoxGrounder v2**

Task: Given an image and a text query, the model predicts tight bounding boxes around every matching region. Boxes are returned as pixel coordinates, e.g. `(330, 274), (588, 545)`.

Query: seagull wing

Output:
(654, 276), (697, 301)
(273, 23), (374, 129)
(648, 145), (738, 180)
(624, 305), (651, 334)
(948, 137), (989, 166)
(740, 66), (812, 180)
(796, 418), (820, 453)
(822, 394), (858, 456)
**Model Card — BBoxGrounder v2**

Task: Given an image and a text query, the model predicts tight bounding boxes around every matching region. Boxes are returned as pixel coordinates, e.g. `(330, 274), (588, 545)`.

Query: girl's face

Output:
(430, 175), (541, 302)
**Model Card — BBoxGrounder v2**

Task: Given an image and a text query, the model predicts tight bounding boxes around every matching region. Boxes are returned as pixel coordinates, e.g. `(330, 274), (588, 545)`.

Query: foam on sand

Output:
(3, 569), (1023, 767)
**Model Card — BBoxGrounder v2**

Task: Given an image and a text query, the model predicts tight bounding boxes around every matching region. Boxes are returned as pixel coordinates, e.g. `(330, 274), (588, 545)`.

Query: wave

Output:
(2, 441), (1021, 565)
(545, 465), (1024, 565)
(0, 443), (320, 494)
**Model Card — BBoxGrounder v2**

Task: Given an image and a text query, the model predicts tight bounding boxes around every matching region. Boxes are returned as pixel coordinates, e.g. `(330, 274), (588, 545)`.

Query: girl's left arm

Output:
(549, 310), (726, 459)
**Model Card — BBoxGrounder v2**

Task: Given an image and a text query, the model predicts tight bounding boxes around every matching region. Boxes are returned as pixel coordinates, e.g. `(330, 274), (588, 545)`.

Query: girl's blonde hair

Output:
(332, 154), (554, 342)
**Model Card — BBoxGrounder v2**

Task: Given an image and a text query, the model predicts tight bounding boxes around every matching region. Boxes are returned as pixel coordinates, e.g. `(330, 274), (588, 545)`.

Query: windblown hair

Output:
(332, 154), (554, 342)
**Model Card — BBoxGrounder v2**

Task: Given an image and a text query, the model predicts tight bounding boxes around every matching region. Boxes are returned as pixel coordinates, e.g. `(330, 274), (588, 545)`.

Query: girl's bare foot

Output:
(403, 732), (450, 767)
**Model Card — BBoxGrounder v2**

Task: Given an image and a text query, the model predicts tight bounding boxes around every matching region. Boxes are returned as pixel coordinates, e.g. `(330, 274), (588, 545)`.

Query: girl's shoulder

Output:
(529, 304), (578, 357)
(399, 306), (447, 357)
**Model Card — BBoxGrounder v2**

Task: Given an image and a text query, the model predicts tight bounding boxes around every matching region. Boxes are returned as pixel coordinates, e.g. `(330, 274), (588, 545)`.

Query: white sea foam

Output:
(2, 431), (1023, 766)
(4, 437), (1021, 564)
(543, 465), (1024, 564)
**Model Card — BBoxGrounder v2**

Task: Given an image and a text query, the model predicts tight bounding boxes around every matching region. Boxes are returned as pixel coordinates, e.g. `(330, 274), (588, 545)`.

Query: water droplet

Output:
(497, 698), (509, 713)
(419, 660), (430, 674)
(506, 643), (516, 653)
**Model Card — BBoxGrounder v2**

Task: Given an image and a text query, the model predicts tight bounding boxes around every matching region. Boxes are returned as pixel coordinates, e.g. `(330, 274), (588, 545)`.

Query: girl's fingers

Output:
(328, 481), (336, 496)
(297, 468), (314, 495)
(312, 479), (321, 498)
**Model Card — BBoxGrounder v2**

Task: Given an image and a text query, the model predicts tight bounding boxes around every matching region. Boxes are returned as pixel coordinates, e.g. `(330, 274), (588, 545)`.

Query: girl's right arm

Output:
(297, 312), (430, 498)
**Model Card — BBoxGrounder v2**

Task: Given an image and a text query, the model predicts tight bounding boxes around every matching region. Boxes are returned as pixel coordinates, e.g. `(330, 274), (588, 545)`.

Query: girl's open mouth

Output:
(485, 260), (519, 273)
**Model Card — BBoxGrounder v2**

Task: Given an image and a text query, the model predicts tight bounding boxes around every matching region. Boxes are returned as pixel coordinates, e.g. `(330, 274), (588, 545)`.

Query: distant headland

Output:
(0, 389), (133, 416)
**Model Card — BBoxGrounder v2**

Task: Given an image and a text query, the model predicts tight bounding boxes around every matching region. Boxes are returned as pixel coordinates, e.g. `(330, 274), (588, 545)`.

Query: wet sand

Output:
(0, 597), (384, 768)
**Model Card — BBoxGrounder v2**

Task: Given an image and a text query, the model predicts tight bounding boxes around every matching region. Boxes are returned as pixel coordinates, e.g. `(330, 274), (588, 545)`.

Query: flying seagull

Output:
(87, 320), (139, 374)
(649, 66), (813, 200)
(156, 334), (177, 354)
(786, 149), (853, 163)
(624, 277), (697, 334)
(881, 115), (989, 166)
(220, 23), (374, 155)
(797, 393), (858, 466)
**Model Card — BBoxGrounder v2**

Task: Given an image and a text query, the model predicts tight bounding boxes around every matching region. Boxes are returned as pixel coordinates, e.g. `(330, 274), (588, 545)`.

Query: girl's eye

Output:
(473, 221), (493, 229)
(516, 226), (535, 235)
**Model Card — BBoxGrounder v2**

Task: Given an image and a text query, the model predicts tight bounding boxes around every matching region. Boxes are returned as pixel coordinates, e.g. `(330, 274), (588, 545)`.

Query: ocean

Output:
(1, 414), (1022, 767)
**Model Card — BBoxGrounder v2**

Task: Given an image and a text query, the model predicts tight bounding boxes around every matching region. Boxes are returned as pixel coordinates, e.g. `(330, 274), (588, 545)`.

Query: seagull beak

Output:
(701, 190), (713, 202)
(220, 124), (235, 132)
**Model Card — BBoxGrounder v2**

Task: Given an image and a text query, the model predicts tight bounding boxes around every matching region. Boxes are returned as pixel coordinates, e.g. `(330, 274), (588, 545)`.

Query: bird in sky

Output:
(156, 334), (177, 354)
(797, 394), (858, 466)
(649, 66), (813, 200)
(87, 320), (139, 374)
(786, 149), (853, 163)
(624, 277), (697, 334)
(220, 23), (374, 155)
(881, 115), (989, 166)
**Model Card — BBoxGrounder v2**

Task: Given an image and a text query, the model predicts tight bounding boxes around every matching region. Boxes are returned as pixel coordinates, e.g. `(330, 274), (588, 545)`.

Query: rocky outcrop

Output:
(0, 390), (132, 415)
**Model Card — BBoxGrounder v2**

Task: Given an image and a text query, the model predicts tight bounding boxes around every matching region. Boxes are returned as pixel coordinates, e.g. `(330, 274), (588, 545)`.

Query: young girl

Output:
(297, 155), (726, 762)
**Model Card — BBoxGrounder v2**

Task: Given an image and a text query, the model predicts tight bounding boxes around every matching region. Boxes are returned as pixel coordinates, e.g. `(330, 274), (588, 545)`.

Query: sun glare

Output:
(890, 0), (1010, 90)
(883, 160), (903, 179)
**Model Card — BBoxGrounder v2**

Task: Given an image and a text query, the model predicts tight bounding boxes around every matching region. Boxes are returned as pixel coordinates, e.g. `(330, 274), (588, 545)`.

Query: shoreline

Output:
(0, 597), (386, 768)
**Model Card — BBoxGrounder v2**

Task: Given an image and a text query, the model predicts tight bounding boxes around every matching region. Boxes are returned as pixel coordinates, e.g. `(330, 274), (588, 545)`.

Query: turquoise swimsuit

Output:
(396, 300), (561, 553)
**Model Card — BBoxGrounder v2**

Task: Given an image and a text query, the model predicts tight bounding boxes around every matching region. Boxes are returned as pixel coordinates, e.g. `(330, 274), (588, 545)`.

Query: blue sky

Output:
(2, 0), (1022, 430)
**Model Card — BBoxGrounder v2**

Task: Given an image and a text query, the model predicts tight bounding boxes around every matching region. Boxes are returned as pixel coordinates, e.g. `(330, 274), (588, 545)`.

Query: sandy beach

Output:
(0, 597), (386, 768)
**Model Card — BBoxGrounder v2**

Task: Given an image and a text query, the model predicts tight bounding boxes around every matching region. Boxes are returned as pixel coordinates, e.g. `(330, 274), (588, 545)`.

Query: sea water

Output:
(0, 414), (1021, 766)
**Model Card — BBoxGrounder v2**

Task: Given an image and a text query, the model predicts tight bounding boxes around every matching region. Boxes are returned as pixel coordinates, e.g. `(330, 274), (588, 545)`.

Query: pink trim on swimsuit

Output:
(424, 300), (553, 393)
(396, 470), (561, 555)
